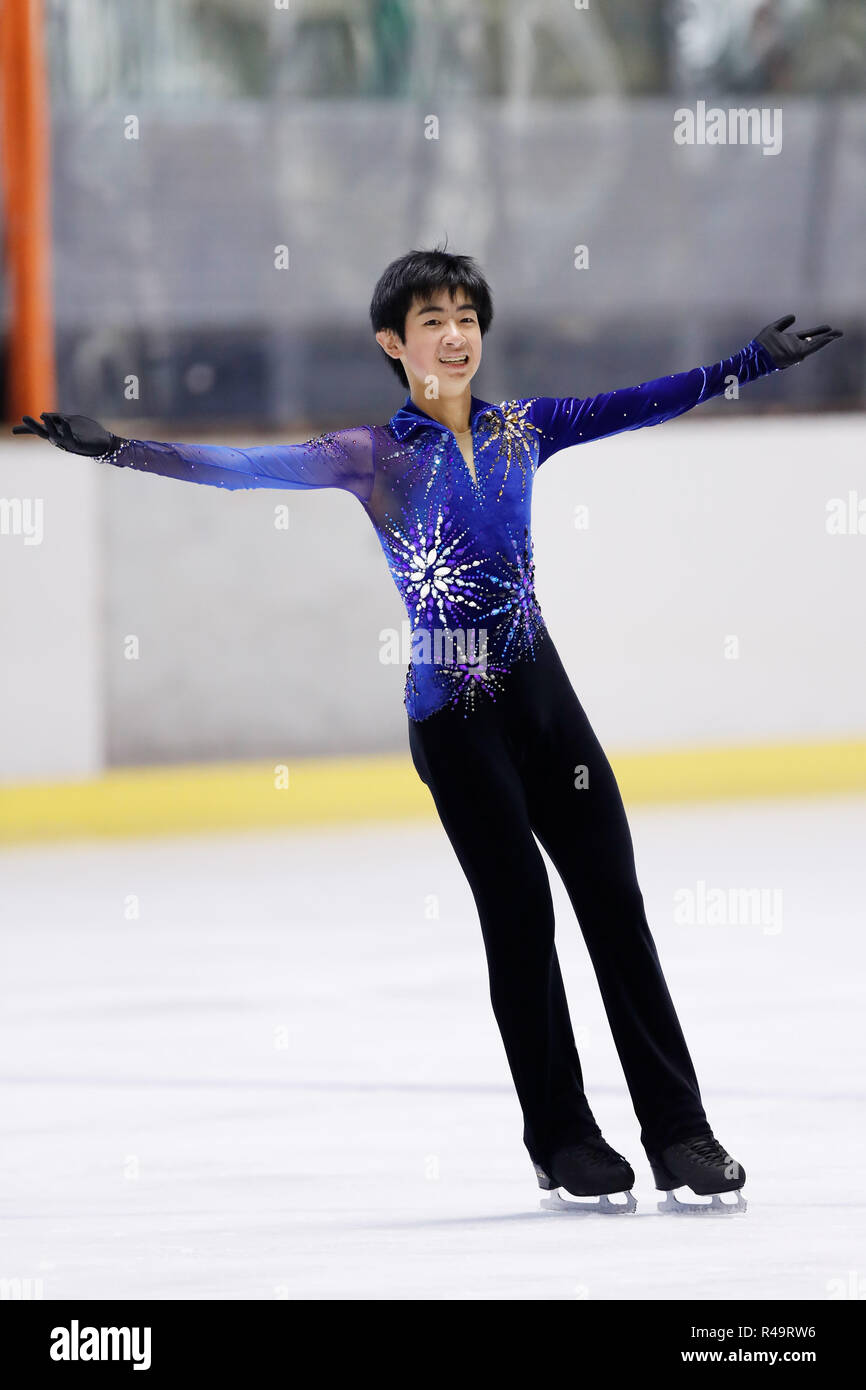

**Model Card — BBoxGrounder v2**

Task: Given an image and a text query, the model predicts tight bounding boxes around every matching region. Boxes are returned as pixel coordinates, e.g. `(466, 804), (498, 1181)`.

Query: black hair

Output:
(369, 243), (494, 388)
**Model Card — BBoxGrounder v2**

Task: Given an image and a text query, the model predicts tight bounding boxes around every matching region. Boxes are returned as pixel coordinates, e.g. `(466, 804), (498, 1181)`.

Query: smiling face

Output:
(376, 287), (482, 398)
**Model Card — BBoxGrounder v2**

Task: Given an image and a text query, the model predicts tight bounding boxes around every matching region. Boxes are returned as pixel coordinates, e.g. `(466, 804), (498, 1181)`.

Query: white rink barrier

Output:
(1, 412), (864, 783)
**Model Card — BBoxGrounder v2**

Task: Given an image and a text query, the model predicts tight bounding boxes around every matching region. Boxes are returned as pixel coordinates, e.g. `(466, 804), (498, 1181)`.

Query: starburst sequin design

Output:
(385, 430), (450, 504)
(486, 525), (547, 663)
(383, 502), (490, 629)
(475, 400), (542, 501)
(440, 652), (512, 718)
(404, 639), (511, 720)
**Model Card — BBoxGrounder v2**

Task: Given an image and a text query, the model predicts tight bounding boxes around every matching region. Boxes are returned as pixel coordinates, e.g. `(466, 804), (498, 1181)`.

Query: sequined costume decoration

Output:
(97, 338), (778, 721)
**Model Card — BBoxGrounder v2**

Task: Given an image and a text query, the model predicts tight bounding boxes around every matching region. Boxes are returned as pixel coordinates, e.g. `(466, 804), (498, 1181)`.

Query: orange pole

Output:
(1, 0), (56, 421)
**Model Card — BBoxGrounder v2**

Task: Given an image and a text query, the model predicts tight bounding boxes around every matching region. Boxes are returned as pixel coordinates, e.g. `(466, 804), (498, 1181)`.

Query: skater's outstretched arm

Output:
(11, 413), (375, 503)
(526, 314), (843, 466)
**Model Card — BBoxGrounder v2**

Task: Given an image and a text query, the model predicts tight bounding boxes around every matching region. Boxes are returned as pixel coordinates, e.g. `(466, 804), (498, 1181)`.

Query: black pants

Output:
(407, 628), (712, 1171)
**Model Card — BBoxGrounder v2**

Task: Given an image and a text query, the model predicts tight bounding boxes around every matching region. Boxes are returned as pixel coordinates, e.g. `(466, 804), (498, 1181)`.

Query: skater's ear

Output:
(375, 326), (405, 361)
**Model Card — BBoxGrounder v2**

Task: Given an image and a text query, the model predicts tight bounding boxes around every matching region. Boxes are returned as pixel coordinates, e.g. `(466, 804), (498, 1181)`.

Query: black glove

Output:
(12, 412), (127, 457)
(755, 314), (843, 368)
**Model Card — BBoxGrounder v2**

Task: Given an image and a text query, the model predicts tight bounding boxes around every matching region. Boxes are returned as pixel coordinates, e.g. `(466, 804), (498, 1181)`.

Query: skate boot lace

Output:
(684, 1135), (732, 1168)
(573, 1137), (628, 1168)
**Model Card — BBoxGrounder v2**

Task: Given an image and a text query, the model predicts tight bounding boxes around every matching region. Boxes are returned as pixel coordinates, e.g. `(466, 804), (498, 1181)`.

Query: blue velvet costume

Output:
(102, 337), (777, 722)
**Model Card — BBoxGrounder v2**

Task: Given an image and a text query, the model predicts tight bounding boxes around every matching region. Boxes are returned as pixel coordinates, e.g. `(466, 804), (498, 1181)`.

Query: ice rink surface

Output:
(2, 794), (865, 1301)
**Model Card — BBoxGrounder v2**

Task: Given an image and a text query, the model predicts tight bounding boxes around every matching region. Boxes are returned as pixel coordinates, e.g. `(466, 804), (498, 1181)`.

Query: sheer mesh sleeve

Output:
(100, 426), (375, 503)
(526, 339), (778, 466)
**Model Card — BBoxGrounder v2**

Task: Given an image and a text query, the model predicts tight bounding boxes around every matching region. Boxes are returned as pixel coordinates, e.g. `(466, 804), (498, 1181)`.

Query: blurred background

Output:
(1, 0), (865, 1305)
(0, 0), (861, 806)
(23, 0), (866, 424)
(0, 0), (861, 783)
(0, 0), (863, 797)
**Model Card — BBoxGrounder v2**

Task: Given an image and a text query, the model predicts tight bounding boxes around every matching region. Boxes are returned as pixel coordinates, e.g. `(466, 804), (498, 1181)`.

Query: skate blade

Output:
(540, 1189), (637, 1215)
(657, 1189), (747, 1215)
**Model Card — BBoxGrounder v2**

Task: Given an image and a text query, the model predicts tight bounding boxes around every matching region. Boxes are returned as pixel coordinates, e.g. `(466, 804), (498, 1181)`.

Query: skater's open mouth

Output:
(439, 355), (469, 365)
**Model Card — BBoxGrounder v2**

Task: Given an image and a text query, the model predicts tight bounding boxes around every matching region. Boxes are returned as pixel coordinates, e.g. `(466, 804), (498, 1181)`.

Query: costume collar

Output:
(388, 393), (501, 441)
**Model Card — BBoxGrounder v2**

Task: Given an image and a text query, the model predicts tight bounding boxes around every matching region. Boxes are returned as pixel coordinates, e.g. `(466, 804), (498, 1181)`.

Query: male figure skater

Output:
(14, 248), (841, 1212)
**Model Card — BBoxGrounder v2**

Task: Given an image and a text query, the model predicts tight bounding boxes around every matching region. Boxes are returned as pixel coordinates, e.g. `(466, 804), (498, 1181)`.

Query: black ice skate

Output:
(535, 1136), (637, 1214)
(648, 1135), (747, 1214)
